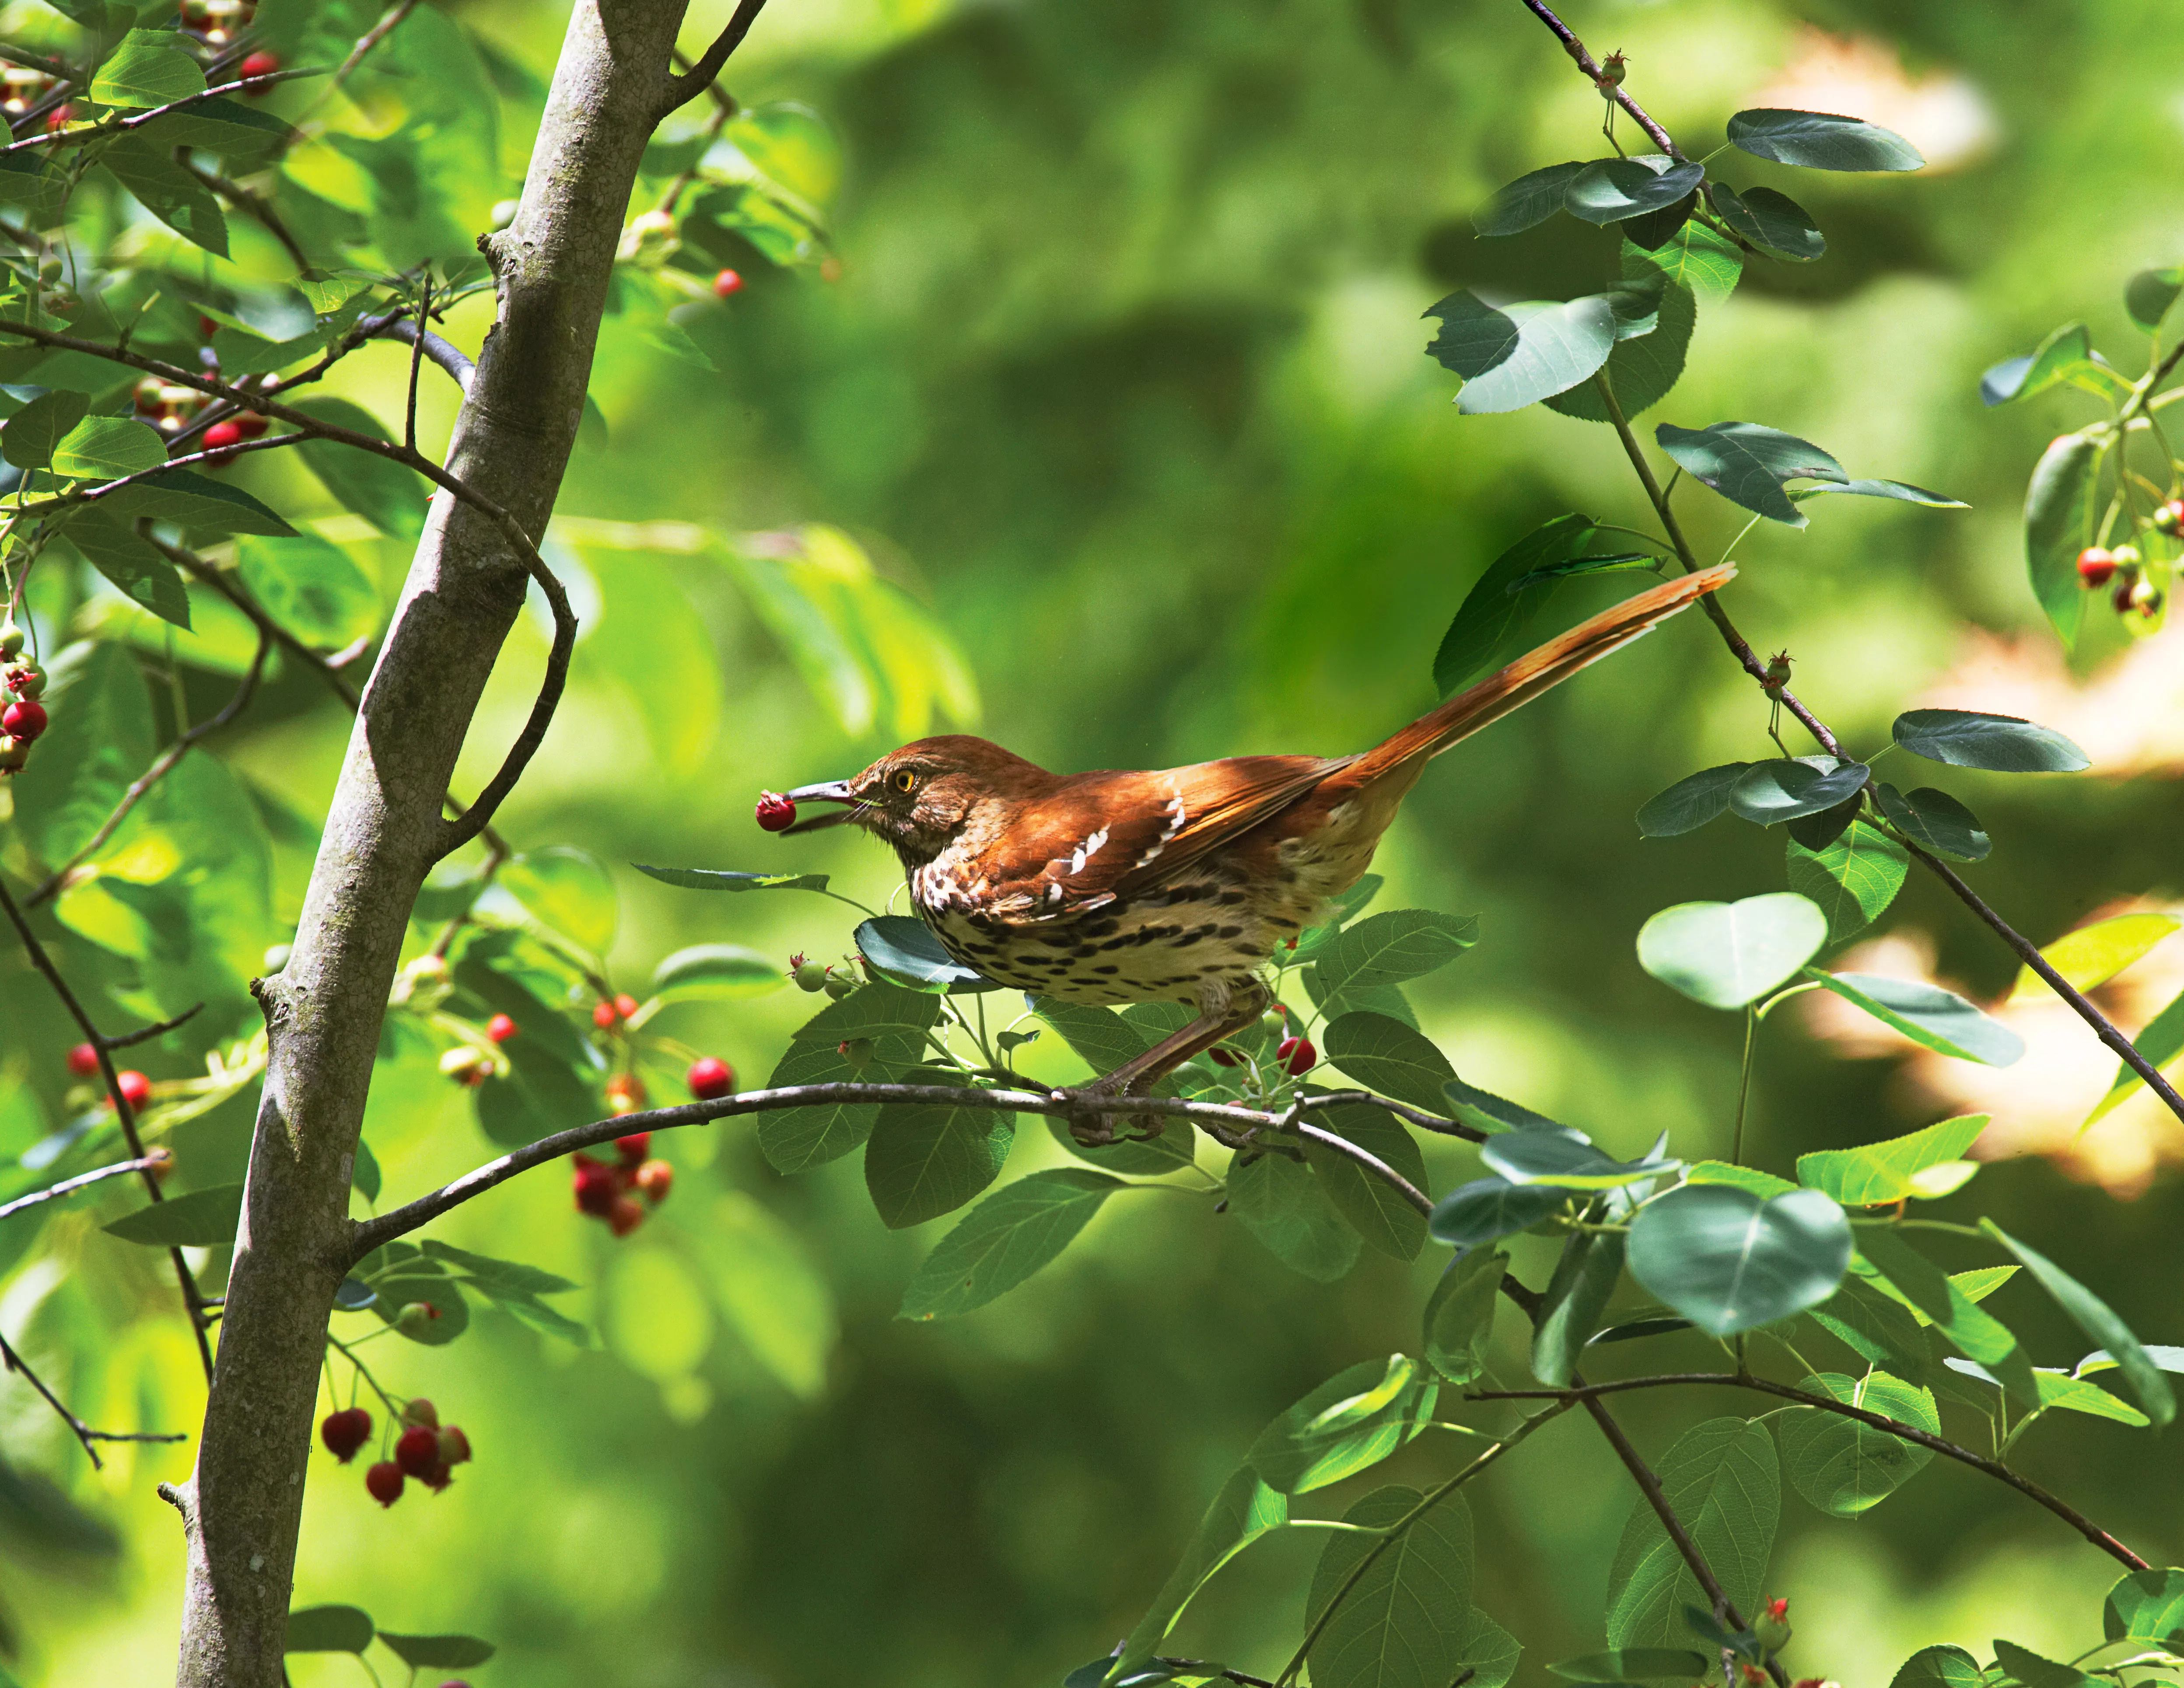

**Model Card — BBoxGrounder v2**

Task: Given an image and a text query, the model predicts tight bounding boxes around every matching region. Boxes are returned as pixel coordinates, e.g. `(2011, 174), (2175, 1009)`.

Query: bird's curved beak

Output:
(781, 779), (862, 834)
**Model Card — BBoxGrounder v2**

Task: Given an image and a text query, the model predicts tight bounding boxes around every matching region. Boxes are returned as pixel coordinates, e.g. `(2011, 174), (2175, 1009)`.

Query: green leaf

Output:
(1628, 1185), (1850, 1335)
(759, 991), (936, 1173)
(1431, 513), (1596, 694)
(864, 1101), (1015, 1229)
(1304, 1485), (1474, 1688)
(1627, 218), (1742, 305)
(1988, 324), (2110, 408)
(1786, 820), (1909, 943)
(1943, 1365), (2148, 1427)
(2087, 985), (2184, 1126)
(1441, 1076), (1558, 1136)
(1531, 1226), (1626, 1385)
(1654, 421), (1845, 527)
(1706, 182), (1824, 261)
(1424, 293), (1618, 414)
(418, 1239), (578, 1298)
(368, 1272), (469, 1346)
(1888, 1646), (1986, 1688)
(857, 914), (998, 993)
(1991, 1640), (2094, 1688)
(1893, 708), (2090, 773)
(1228, 1148), (1363, 1282)
(651, 943), (782, 1000)
(499, 846), (617, 955)
(1726, 108), (1923, 171)
(1805, 970), (2024, 1066)
(1853, 1228), (2038, 1407)
(2126, 269), (2184, 334)
(102, 1183), (244, 1247)
(234, 536), (377, 650)
(474, 1038), (598, 1148)
(91, 28), (207, 107)
(899, 1169), (1124, 1319)
(352, 1137), (381, 1203)
(0, 388), (86, 468)
(1604, 1418), (1779, 1650)
(1796, 1115), (1990, 1206)
(52, 415), (170, 480)
(1423, 1248), (1503, 1384)
(1313, 910), (1478, 1003)
(1482, 1130), (1676, 1191)
(1429, 1177), (1569, 1248)
(1110, 1467), (1287, 1677)
(1546, 273), (1696, 423)
(140, 95), (293, 165)
(1636, 893), (1828, 1010)
(1636, 764), (1750, 837)
(1322, 1012), (1456, 1113)
(1805, 1275), (1928, 1373)
(1246, 1356), (1435, 1495)
(1686, 1161), (1797, 1197)
(1547, 1650), (1711, 1684)
(100, 139), (229, 256)
(1874, 783), (1989, 861)
(1777, 1370), (1936, 1516)
(2104, 1568), (2184, 1645)
(1792, 478), (1968, 509)
(284, 397), (428, 538)
(1564, 156), (1705, 224)
(376, 1634), (495, 1670)
(1452, 1609), (1522, 1688)
(1473, 161), (1588, 235)
(62, 515), (193, 630)
(2022, 430), (2100, 647)
(2011, 913), (2180, 1002)
(632, 863), (831, 894)
(1307, 1101), (1430, 1260)
(105, 469), (296, 538)
(1731, 757), (1870, 825)
(1981, 1220), (2175, 1426)
(283, 1605), (374, 1654)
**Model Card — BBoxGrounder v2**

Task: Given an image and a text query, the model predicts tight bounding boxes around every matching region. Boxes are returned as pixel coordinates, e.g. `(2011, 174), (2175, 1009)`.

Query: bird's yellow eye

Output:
(891, 769), (919, 794)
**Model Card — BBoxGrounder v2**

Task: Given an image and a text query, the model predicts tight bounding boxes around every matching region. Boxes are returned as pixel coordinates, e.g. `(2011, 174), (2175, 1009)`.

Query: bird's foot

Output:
(1054, 1081), (1166, 1147)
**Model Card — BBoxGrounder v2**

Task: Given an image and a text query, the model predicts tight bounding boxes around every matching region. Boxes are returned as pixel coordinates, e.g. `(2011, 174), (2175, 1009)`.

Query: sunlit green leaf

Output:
(91, 29), (207, 108)
(1628, 1184), (1850, 1335)
(1637, 893), (1827, 1009)
(102, 1183), (244, 1247)
(500, 846), (618, 955)
(1424, 293), (1618, 414)
(1786, 820), (1908, 943)
(236, 536), (378, 650)
(1532, 1224), (1625, 1385)
(1795, 1115), (1990, 1206)
(1246, 1356), (1434, 1495)
(1981, 1219), (2175, 1426)
(1804, 969), (2023, 1066)
(2011, 914), (2180, 1002)
(1777, 1370), (1936, 1516)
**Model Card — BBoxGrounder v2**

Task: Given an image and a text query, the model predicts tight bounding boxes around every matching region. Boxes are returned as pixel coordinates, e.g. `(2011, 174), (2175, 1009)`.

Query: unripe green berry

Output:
(0, 625), (21, 659)
(794, 959), (828, 992)
(822, 968), (856, 1000)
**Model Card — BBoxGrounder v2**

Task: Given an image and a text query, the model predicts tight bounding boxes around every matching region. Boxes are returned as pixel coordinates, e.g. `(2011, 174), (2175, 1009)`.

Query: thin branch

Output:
(403, 275), (428, 454)
(1293, 1119), (1432, 1212)
(347, 1081), (1464, 1260)
(0, 1155), (161, 1224)
(660, 0), (770, 120)
(1, 66), (323, 154)
(0, 1328), (188, 1470)
(0, 39), (71, 81)
(105, 1003), (206, 1050)
(26, 626), (271, 906)
(181, 158), (312, 274)
(0, 876), (214, 1377)
(333, 0), (420, 86)
(1472, 1373), (2149, 1570)
(1512, 0), (1683, 159)
(361, 312), (474, 393)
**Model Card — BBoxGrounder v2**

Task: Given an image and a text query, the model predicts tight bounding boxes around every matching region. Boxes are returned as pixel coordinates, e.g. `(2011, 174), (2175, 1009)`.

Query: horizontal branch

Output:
(1, 1328), (188, 1469)
(347, 1081), (1464, 1260)
(1471, 1372), (2149, 1569)
(2, 65), (323, 154)
(0, 1155), (161, 1224)
(105, 1002), (206, 1051)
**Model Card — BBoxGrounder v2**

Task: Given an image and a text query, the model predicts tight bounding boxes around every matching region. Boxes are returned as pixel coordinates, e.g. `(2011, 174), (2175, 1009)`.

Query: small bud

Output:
(1596, 49), (1627, 89)
(1762, 649), (1793, 692)
(1754, 1594), (1792, 1651)
(144, 1146), (175, 1183)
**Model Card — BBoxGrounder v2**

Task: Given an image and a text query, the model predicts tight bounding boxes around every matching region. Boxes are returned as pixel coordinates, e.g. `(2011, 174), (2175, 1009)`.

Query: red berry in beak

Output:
(365, 1461), (404, 1506)
(1275, 1035), (1316, 1076)
(755, 791), (796, 831)
(687, 1055), (734, 1099)
(320, 1407), (372, 1462)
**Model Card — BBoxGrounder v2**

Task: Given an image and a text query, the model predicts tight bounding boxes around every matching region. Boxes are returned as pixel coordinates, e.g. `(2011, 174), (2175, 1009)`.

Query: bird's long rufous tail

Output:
(1342, 563), (1736, 787)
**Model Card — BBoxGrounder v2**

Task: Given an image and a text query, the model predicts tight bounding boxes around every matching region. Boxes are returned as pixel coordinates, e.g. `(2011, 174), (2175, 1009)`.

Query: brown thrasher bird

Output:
(779, 565), (1733, 1127)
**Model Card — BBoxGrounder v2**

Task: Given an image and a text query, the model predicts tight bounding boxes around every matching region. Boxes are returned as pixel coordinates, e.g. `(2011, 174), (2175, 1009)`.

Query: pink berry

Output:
(634, 1159), (673, 1204)
(592, 999), (618, 1029)
(66, 1042), (99, 1077)
(754, 790), (796, 832)
(116, 1070), (152, 1109)
(2, 699), (46, 741)
(1276, 1035), (1315, 1076)
(200, 420), (243, 451)
(365, 1461), (405, 1506)
(712, 269), (744, 299)
(687, 1056), (733, 1099)
(572, 1154), (617, 1217)
(484, 1013), (518, 1043)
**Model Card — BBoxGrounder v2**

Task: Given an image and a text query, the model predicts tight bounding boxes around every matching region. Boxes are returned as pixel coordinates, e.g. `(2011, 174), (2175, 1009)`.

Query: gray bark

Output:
(168, 3), (693, 1681)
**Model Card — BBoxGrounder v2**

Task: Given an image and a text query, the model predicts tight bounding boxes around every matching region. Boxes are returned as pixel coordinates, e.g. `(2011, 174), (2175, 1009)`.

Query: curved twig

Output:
(1, 66), (323, 154)
(1, 1328), (188, 1469)
(661, 0), (769, 120)
(1513, 0), (1684, 159)
(0, 1155), (161, 1223)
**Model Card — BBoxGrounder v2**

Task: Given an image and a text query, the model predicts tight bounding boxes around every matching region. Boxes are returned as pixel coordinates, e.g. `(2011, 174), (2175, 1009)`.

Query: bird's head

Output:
(781, 735), (1050, 867)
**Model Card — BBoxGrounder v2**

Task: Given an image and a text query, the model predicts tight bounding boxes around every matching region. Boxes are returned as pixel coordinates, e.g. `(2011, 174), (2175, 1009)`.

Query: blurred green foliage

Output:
(2, 0), (2183, 1684)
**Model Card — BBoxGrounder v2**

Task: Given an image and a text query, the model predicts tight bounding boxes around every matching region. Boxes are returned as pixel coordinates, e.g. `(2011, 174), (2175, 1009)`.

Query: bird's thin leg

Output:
(1064, 984), (1270, 1145)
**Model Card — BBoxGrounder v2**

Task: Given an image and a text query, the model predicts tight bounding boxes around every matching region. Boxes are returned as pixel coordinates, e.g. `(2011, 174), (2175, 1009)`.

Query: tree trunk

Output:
(167, 4), (690, 1681)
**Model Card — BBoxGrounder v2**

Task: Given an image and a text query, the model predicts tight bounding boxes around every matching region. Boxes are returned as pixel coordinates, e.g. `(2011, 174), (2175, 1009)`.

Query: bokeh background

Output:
(4, 0), (2183, 1682)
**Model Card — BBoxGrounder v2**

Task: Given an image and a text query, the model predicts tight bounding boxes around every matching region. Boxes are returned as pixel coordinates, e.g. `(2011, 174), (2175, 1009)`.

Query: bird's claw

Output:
(1052, 1085), (1166, 1147)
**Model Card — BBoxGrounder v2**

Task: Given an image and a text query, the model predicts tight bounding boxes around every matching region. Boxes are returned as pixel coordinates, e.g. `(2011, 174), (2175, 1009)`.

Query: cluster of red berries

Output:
(66, 1043), (161, 1114)
(177, 0), (254, 47)
(1, 625), (46, 777)
(592, 991), (642, 1032)
(2077, 497), (2177, 623)
(323, 1398), (473, 1506)
(571, 1132), (673, 1237)
(438, 1011), (520, 1087)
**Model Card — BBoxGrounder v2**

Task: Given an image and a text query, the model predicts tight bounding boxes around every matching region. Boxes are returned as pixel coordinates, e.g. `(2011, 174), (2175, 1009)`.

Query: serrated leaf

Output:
(1726, 108), (1923, 171)
(1322, 1012), (1456, 1113)
(1707, 182), (1824, 261)
(1305, 1101), (1428, 1260)
(1305, 1484), (1474, 1688)
(100, 468), (296, 536)
(1795, 1115), (1989, 1206)
(1441, 1076), (1559, 1136)
(651, 942), (782, 999)
(1313, 910), (1477, 1008)
(1628, 1185), (1851, 1335)
(1604, 1418), (1778, 1650)
(1732, 757), (1870, 825)
(864, 1101), (1015, 1229)
(91, 29), (207, 108)
(1228, 1148), (1363, 1282)
(1777, 1370), (1936, 1516)
(52, 415), (169, 479)
(1889, 1646), (1986, 1688)
(1854, 1227), (2039, 1407)
(63, 515), (193, 630)
(1805, 969), (2024, 1066)
(1546, 270), (1695, 423)
(2104, 1567), (2184, 1645)
(1628, 218), (1742, 304)
(1793, 478), (1968, 509)
(1991, 1640), (2094, 1688)
(899, 1169), (1124, 1319)
(0, 388), (86, 468)
(1482, 1130), (1676, 1191)
(1786, 820), (1908, 943)
(1425, 293), (1618, 414)
(1563, 155), (1705, 225)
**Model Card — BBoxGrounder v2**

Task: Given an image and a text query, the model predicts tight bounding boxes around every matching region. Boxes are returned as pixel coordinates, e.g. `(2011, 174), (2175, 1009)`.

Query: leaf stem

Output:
(1731, 1003), (1756, 1165)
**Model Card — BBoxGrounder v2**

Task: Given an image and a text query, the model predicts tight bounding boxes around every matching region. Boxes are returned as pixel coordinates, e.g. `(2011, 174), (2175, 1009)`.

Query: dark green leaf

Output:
(1637, 893), (1827, 1009)
(419, 1239), (578, 1298)
(233, 535), (379, 650)
(1654, 421), (1846, 527)
(1636, 764), (1750, 837)
(1990, 1641), (2093, 1688)
(1627, 1185), (1851, 1335)
(1892, 708), (2090, 773)
(1530, 1226), (1625, 1385)
(1981, 1220), (2175, 1427)
(64, 515), (193, 629)
(376, 1634), (495, 1670)
(1547, 1650), (1712, 1683)
(351, 1137), (381, 1203)
(1777, 1370), (1936, 1516)
(1786, 820), (1908, 943)
(1424, 292), (1618, 414)
(285, 397), (428, 538)
(1805, 970), (2024, 1066)
(91, 28), (207, 107)
(1442, 1076), (1559, 1136)
(1563, 156), (1705, 224)
(283, 1605), (374, 1654)
(2125, 268), (2184, 334)
(1322, 1012), (1456, 1113)
(1507, 552), (1666, 591)
(1604, 1418), (1778, 1649)
(1888, 1646), (1986, 1688)
(1989, 324), (2111, 409)
(101, 468), (296, 537)
(1304, 1484), (1474, 1688)
(1228, 1148), (1362, 1282)
(1874, 783), (1989, 861)
(102, 1182), (243, 1247)
(1246, 1355), (1435, 1495)
(1620, 190), (1697, 252)
(1432, 513), (1595, 695)
(1795, 1114), (1989, 1206)
(1473, 161), (1588, 236)
(899, 1169), (1124, 1319)
(1429, 1177), (1569, 1247)
(864, 1101), (1015, 1229)
(1589, 1314), (1694, 1346)
(1707, 182), (1824, 260)
(1423, 1247), (1503, 1383)
(2104, 1568), (2184, 1645)
(2022, 430), (2100, 648)
(632, 863), (831, 894)
(1793, 478), (1968, 509)
(1725, 108), (1923, 171)
(857, 914), (1000, 993)
(1289, 874), (1384, 960)
(13, 643), (153, 870)
(1307, 1101), (1429, 1260)
(474, 1038), (599, 1148)
(499, 846), (617, 954)
(1731, 757), (1869, 825)
(140, 96), (293, 164)
(0, 388), (86, 468)
(1482, 1129), (1676, 1190)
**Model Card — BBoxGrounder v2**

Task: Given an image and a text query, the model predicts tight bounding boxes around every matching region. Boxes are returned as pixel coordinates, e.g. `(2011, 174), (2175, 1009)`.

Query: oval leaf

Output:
(1873, 783), (1989, 862)
(1429, 1177), (1569, 1247)
(856, 913), (1000, 993)
(284, 1605), (374, 1654)
(2022, 430), (2100, 648)
(2010, 913), (2180, 1003)
(1726, 108), (1923, 171)
(1636, 893), (1827, 1010)
(1777, 1370), (1937, 1517)
(1637, 763), (1750, 837)
(1707, 182), (1824, 261)
(1564, 156), (1705, 225)
(1474, 161), (1588, 236)
(377, 1633), (496, 1669)
(1425, 293), (1618, 414)
(899, 1169), (1124, 1320)
(500, 846), (617, 955)
(52, 415), (169, 479)
(1654, 421), (1845, 527)
(864, 1101), (1015, 1229)
(1807, 970), (2024, 1066)
(1795, 1114), (1989, 1207)
(1481, 1130), (1676, 1191)
(651, 942), (783, 998)
(1627, 1184), (1852, 1336)
(102, 1183), (243, 1247)
(1785, 819), (1908, 943)
(632, 863), (831, 893)
(1892, 708), (2089, 773)
(1305, 1484), (1475, 1688)
(1730, 758), (1869, 825)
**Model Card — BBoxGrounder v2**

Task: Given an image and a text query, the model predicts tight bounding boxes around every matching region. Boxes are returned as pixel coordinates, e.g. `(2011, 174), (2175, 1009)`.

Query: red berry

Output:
(754, 790), (796, 832)
(365, 1461), (405, 1506)
(2077, 546), (2117, 586)
(420, 1460), (454, 1492)
(614, 993), (640, 1020)
(592, 999), (618, 1029)
(1275, 1035), (1315, 1076)
(116, 1070), (152, 1109)
(572, 1154), (617, 1217)
(712, 269), (744, 299)
(42, 104), (69, 132)
(1207, 1046), (1242, 1067)
(394, 1424), (441, 1478)
(2, 699), (46, 741)
(231, 411), (270, 440)
(2114, 579), (2138, 614)
(615, 1130), (651, 1164)
(608, 1194), (646, 1237)
(484, 1013), (518, 1043)
(634, 1159), (673, 1204)
(319, 1407), (371, 1463)
(66, 1042), (99, 1077)
(200, 420), (243, 451)
(238, 49), (280, 80)
(436, 1424), (472, 1466)
(687, 1055), (733, 1099)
